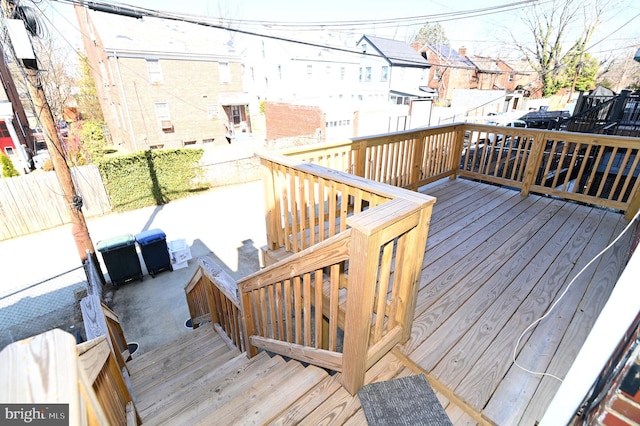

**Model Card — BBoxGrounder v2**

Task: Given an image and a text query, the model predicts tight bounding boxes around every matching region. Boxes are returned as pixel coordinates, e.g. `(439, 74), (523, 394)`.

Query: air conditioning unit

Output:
(161, 120), (173, 131)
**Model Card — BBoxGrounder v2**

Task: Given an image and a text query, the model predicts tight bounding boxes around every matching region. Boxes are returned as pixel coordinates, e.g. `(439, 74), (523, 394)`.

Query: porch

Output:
(2, 123), (639, 425)
(399, 176), (634, 424)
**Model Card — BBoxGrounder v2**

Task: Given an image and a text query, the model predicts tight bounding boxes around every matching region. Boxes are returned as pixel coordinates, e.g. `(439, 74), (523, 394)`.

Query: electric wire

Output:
(512, 209), (640, 382)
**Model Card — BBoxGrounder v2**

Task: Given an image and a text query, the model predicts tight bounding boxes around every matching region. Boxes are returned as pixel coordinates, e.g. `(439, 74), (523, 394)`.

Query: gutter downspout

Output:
(113, 51), (137, 151)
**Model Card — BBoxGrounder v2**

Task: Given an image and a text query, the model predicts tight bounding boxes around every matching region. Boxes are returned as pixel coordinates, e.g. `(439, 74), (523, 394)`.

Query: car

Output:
(31, 127), (46, 150)
(486, 119), (528, 128)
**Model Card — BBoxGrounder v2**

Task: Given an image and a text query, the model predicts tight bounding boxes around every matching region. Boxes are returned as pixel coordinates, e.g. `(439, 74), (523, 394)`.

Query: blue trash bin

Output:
(97, 233), (143, 286)
(135, 229), (172, 278)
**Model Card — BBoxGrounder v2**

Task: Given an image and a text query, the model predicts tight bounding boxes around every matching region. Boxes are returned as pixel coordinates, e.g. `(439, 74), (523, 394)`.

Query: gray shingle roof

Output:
(467, 55), (502, 73)
(359, 35), (429, 67)
(88, 11), (236, 58)
(426, 44), (475, 68)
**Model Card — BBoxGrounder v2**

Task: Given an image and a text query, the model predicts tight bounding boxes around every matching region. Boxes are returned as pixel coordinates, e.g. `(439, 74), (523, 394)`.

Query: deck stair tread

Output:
(128, 325), (338, 425)
(130, 330), (232, 391)
(127, 324), (217, 374)
(134, 348), (243, 412)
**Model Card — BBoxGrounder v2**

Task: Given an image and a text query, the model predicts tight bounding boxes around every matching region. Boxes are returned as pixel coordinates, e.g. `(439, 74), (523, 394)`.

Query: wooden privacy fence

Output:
(0, 165), (111, 240)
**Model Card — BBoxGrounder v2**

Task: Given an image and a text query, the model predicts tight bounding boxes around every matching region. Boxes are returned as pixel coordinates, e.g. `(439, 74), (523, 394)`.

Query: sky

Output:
(41, 0), (640, 62)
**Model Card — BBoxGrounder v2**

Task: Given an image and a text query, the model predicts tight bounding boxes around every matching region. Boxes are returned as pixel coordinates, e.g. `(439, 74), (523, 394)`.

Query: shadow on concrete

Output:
(0, 274), (88, 351)
(109, 237), (263, 356)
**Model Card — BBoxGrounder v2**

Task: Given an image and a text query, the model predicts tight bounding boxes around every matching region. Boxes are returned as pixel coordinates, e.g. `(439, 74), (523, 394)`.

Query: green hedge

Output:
(98, 149), (209, 212)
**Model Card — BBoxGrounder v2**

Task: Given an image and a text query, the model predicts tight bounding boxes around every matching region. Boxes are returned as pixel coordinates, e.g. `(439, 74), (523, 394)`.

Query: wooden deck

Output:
(396, 177), (635, 425)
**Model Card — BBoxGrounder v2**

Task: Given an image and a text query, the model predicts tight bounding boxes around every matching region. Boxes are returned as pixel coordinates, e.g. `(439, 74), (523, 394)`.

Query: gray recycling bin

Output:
(96, 233), (143, 286)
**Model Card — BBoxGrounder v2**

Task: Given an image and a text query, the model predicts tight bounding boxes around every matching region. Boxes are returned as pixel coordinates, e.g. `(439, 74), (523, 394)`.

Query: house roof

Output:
(424, 44), (475, 69)
(467, 55), (502, 73)
(87, 11), (238, 59)
(502, 58), (537, 74)
(358, 35), (430, 68)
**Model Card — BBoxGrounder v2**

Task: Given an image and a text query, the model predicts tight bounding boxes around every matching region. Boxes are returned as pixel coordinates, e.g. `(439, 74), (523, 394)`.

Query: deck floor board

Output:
(395, 178), (636, 425)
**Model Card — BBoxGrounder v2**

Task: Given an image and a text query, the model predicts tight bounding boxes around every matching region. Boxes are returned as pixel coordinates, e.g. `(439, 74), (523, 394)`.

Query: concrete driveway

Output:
(0, 180), (267, 355)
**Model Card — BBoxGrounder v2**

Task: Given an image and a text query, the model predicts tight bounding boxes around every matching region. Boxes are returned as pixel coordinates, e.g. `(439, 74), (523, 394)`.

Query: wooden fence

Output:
(0, 165), (111, 240)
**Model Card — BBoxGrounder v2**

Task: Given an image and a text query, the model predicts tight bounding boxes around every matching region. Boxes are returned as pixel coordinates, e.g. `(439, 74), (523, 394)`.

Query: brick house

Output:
(417, 44), (476, 106)
(75, 5), (250, 152)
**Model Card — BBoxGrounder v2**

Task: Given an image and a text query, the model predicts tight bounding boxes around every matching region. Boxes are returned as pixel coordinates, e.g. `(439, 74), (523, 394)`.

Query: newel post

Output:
(341, 217), (382, 395)
(260, 157), (280, 251)
(521, 131), (547, 197)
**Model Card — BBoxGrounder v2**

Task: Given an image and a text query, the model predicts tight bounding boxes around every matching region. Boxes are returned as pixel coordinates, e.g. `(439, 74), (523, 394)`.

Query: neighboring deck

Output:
(397, 177), (635, 425)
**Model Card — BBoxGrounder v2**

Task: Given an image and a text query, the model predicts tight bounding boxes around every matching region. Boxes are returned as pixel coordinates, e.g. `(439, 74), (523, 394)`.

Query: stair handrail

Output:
(185, 257), (246, 352)
(0, 329), (133, 425)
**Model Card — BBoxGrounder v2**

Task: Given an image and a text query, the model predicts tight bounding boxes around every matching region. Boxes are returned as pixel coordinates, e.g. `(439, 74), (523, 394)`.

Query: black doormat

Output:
(357, 375), (453, 426)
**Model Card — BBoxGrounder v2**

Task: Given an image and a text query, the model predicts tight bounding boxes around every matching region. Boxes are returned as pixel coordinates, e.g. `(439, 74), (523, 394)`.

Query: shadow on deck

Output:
(402, 177), (635, 424)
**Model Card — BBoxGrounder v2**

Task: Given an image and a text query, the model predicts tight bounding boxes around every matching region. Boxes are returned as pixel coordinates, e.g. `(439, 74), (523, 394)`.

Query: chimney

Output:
(458, 46), (467, 57)
(410, 42), (422, 52)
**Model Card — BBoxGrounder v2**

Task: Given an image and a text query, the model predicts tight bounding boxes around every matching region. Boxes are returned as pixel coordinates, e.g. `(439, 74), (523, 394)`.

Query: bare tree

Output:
(511, 0), (606, 97)
(34, 37), (77, 122)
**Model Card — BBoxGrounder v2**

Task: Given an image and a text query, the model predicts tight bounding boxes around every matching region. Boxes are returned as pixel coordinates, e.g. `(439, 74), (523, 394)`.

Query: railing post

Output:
(204, 276), (219, 326)
(351, 140), (367, 178)
(239, 290), (259, 357)
(397, 203), (434, 343)
(452, 124), (466, 179)
(261, 158), (280, 251)
(521, 131), (547, 197)
(625, 187), (640, 221)
(408, 131), (426, 190)
(341, 219), (382, 395)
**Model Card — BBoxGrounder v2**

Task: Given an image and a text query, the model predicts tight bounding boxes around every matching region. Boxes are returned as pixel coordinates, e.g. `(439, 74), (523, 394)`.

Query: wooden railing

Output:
(0, 329), (138, 425)
(458, 124), (640, 218)
(246, 153), (436, 394)
(283, 124), (463, 191)
(185, 257), (246, 352)
(77, 334), (140, 425)
(287, 124), (640, 220)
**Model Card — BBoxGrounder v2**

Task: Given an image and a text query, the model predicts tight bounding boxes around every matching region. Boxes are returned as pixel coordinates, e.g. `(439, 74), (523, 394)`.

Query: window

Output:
(326, 65), (331, 76)
(381, 66), (389, 82)
(508, 74), (514, 82)
(365, 67), (372, 82)
(207, 104), (220, 120)
(231, 105), (242, 125)
(0, 122), (10, 137)
(340, 67), (345, 80)
(183, 140), (196, 146)
(219, 62), (230, 83)
(154, 102), (170, 121)
(307, 65), (313, 78)
(5, 147), (14, 156)
(154, 102), (172, 131)
(277, 65), (282, 80)
(146, 60), (162, 83)
(359, 67), (362, 82)
(202, 138), (215, 144)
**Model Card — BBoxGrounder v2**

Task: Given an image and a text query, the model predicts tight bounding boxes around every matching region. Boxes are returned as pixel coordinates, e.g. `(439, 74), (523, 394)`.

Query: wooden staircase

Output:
(127, 325), (336, 425)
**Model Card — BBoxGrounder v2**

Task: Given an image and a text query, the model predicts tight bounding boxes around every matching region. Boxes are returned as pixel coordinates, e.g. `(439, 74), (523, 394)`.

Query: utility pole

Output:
(1, 1), (101, 277)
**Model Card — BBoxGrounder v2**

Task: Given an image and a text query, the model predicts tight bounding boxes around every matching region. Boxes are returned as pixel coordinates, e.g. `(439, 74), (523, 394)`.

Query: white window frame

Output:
(146, 59), (163, 84)
(219, 62), (231, 84)
(207, 104), (220, 120)
(381, 66), (389, 82)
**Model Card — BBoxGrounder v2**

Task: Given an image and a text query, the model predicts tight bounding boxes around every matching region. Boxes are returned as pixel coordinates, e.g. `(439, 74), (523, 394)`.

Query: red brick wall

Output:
(264, 102), (324, 142)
